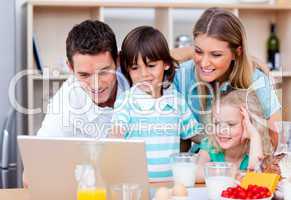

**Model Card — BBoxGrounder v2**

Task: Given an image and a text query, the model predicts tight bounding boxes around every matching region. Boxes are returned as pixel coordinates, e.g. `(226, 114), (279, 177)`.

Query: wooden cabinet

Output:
(26, 1), (291, 134)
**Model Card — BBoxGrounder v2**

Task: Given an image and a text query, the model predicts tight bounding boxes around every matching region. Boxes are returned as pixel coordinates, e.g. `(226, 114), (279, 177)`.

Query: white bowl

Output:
(221, 195), (273, 200)
(152, 197), (188, 200)
(239, 0), (270, 3)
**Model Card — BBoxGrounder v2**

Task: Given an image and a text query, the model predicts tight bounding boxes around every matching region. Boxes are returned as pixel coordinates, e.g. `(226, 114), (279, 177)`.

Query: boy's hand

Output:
(111, 124), (126, 138)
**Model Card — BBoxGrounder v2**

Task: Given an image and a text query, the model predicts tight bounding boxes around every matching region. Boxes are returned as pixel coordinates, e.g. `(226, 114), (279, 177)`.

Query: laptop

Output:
(18, 136), (149, 200)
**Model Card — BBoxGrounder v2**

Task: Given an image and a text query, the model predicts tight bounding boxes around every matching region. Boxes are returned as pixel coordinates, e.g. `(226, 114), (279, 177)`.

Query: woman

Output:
(174, 8), (281, 148)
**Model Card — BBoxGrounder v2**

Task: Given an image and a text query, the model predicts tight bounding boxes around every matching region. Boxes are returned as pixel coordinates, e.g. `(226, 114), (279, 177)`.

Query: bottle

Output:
(75, 143), (106, 200)
(175, 34), (192, 48)
(75, 164), (107, 200)
(267, 23), (280, 70)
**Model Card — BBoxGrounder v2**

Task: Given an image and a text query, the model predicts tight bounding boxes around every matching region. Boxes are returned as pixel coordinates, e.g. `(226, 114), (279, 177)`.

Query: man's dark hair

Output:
(66, 20), (118, 65)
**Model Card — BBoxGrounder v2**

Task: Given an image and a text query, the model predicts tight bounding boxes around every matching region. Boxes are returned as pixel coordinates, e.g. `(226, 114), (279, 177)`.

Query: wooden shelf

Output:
(25, 0), (291, 133)
(30, 73), (70, 80)
(27, 1), (291, 10)
(270, 71), (291, 78)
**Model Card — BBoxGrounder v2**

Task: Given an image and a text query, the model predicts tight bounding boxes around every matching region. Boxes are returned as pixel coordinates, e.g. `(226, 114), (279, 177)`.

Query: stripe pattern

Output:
(112, 85), (200, 182)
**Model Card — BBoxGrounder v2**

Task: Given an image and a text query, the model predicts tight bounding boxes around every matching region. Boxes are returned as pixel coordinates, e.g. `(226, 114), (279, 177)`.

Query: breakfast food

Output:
(221, 185), (272, 199)
(172, 183), (188, 197)
(240, 172), (280, 193)
(154, 187), (171, 200)
(154, 183), (188, 200)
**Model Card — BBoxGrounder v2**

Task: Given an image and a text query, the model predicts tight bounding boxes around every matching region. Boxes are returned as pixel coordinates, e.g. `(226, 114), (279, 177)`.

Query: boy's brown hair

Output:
(120, 26), (178, 87)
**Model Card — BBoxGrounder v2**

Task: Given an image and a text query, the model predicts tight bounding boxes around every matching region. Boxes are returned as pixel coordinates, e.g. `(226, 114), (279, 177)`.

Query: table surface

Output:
(0, 183), (205, 200)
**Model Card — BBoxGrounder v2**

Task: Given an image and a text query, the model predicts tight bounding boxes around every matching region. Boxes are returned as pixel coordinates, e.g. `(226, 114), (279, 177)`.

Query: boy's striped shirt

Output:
(112, 85), (202, 182)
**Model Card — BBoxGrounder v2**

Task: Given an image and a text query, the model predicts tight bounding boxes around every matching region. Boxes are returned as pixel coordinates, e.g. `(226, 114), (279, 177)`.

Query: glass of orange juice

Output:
(77, 188), (106, 200)
(75, 164), (107, 200)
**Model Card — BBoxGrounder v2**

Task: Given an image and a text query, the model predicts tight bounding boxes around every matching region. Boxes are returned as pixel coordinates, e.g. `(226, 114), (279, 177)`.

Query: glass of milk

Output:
(283, 178), (291, 200)
(204, 162), (237, 200)
(171, 153), (197, 188)
(110, 184), (142, 200)
(276, 121), (291, 178)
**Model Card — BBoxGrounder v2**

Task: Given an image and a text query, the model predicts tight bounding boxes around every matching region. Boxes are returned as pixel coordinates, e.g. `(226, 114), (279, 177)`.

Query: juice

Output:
(172, 162), (196, 187)
(77, 188), (106, 200)
(205, 176), (236, 200)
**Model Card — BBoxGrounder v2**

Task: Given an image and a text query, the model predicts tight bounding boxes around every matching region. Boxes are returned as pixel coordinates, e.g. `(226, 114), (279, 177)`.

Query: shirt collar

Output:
(220, 81), (232, 94)
(85, 68), (129, 122)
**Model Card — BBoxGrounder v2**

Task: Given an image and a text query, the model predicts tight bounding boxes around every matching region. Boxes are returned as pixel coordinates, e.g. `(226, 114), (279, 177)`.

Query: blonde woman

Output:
(195, 90), (273, 182)
(174, 7), (281, 148)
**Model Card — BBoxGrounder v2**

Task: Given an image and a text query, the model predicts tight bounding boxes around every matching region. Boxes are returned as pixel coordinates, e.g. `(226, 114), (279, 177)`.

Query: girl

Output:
(196, 89), (273, 183)
(174, 8), (281, 148)
(111, 26), (202, 182)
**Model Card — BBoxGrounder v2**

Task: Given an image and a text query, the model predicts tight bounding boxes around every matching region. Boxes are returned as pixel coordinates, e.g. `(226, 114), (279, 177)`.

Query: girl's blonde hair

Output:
(193, 8), (269, 116)
(209, 89), (273, 156)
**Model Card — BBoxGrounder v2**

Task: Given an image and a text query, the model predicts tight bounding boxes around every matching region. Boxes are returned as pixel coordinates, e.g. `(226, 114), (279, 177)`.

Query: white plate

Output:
(152, 187), (208, 200)
(221, 195), (273, 200)
(239, 0), (270, 3)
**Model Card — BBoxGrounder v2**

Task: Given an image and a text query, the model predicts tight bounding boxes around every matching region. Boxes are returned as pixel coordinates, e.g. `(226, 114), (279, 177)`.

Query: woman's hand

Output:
(261, 153), (285, 175)
(22, 172), (29, 188)
(170, 47), (194, 63)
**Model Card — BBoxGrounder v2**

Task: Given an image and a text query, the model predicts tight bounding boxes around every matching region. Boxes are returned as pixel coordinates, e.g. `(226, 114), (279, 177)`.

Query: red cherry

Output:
(221, 191), (229, 197)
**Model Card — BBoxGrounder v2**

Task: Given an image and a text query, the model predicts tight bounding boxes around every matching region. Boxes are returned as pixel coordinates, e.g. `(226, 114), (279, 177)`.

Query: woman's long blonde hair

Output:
(193, 8), (269, 116)
(209, 90), (273, 156)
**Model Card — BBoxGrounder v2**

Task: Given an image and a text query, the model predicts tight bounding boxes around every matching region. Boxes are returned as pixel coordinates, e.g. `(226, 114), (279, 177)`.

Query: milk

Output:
(172, 162), (196, 187)
(205, 176), (236, 200)
(280, 152), (291, 178)
(284, 180), (291, 200)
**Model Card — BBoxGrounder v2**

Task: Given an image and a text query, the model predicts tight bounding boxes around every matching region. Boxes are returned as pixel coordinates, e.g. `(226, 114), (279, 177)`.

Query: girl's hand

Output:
(241, 105), (264, 169)
(240, 105), (260, 142)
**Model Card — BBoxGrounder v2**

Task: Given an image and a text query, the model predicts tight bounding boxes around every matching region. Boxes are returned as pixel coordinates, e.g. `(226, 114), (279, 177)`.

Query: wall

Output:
(0, 0), (16, 130)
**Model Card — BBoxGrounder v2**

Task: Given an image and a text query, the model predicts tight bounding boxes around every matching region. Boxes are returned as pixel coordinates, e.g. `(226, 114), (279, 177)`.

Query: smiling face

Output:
(70, 51), (117, 107)
(213, 104), (244, 150)
(128, 54), (168, 98)
(194, 34), (235, 83)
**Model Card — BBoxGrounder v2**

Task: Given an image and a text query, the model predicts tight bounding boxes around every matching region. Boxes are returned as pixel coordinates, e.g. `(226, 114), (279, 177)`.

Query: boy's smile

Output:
(129, 54), (169, 98)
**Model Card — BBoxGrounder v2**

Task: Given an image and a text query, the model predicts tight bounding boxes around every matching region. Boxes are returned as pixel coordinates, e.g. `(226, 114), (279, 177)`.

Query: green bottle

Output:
(267, 23), (280, 70)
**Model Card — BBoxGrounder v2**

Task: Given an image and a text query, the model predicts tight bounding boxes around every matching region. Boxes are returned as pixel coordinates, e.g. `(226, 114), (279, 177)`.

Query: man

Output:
(37, 20), (128, 138)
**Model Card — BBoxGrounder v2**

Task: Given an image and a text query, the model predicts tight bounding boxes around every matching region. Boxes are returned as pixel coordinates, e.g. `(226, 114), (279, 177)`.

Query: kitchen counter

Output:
(0, 189), (30, 200)
(0, 183), (205, 200)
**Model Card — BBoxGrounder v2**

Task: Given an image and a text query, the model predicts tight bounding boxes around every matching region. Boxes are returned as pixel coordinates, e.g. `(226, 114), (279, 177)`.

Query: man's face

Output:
(70, 52), (117, 106)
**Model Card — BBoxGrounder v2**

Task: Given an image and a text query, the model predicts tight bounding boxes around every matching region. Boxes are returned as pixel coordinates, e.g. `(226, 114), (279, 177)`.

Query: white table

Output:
(0, 187), (209, 200)
(188, 187), (208, 199)
(152, 187), (208, 200)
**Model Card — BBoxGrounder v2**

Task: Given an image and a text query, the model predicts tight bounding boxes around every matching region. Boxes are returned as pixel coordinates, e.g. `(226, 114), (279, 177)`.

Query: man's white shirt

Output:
(37, 70), (129, 138)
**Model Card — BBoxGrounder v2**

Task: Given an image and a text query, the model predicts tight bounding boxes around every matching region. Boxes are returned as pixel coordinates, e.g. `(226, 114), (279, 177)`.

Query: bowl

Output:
(221, 195), (273, 200)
